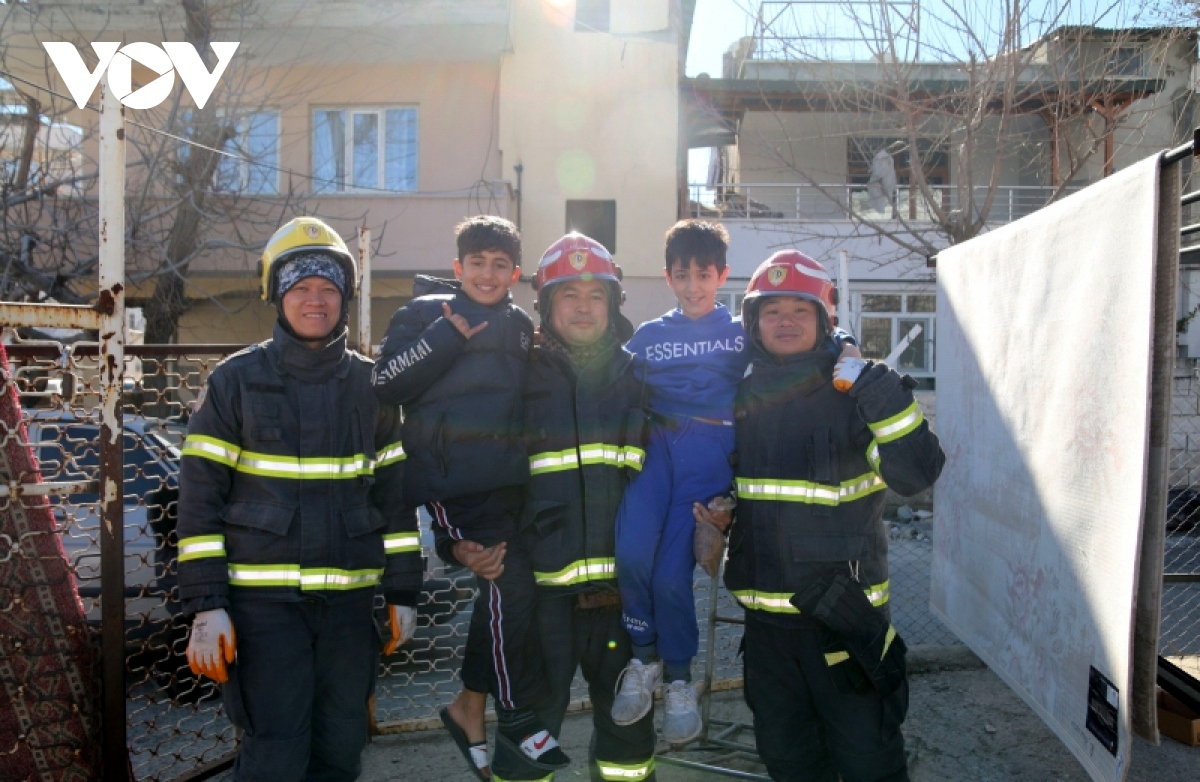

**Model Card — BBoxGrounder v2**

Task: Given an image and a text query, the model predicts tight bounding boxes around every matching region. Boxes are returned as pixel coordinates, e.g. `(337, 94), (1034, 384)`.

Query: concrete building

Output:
(682, 12), (1197, 384)
(0, 0), (694, 343)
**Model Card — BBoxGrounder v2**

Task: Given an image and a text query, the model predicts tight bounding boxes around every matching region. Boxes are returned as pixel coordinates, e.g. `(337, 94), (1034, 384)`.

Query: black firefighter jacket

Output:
(724, 349), (944, 629)
(371, 276), (533, 509)
(176, 325), (421, 615)
(514, 342), (647, 594)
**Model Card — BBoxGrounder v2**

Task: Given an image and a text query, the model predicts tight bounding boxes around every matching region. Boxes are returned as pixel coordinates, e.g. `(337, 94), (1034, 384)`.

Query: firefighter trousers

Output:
(743, 614), (909, 782)
(491, 592), (657, 782)
(223, 591), (378, 782)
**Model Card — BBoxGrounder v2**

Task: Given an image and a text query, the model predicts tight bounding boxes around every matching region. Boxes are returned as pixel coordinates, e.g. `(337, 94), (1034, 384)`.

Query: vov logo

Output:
(43, 41), (239, 110)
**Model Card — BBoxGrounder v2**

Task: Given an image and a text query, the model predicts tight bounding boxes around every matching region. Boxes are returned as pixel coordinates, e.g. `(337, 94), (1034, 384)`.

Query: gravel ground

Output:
(348, 649), (1199, 782)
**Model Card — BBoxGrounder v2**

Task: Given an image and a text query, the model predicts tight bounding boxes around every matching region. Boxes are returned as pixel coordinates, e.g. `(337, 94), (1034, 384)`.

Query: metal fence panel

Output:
(1, 339), (961, 780)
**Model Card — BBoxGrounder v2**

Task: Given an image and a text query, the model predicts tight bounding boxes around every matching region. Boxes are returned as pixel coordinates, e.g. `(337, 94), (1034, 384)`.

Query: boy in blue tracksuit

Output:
(612, 220), (856, 744)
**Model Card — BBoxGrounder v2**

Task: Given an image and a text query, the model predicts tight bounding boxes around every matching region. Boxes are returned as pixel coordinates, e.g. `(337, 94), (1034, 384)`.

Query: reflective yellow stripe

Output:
(866, 580), (890, 607)
(530, 443), (644, 476)
(825, 651), (850, 666)
(227, 564), (382, 590)
(182, 435), (241, 467)
(596, 757), (656, 781)
(731, 589), (800, 614)
(535, 557), (616, 587)
(882, 624), (897, 658)
(734, 581), (889, 614)
(529, 448), (579, 474)
(184, 435), (407, 480)
(866, 440), (881, 474)
(178, 534), (225, 562)
(492, 773), (555, 782)
(376, 440), (407, 467)
(868, 400), (923, 444)
(383, 532), (420, 554)
(735, 471), (886, 506)
(236, 451), (373, 479)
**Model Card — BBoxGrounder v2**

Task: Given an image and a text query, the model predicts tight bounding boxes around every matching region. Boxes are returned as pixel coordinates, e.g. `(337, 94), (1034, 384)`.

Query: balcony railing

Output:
(688, 182), (1081, 225)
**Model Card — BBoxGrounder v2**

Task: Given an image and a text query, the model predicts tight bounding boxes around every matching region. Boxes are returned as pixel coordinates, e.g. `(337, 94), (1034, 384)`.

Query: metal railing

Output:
(688, 182), (1081, 224)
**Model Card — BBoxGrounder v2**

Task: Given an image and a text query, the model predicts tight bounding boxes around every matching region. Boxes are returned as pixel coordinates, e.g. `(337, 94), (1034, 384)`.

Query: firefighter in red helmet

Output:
(706, 249), (945, 782)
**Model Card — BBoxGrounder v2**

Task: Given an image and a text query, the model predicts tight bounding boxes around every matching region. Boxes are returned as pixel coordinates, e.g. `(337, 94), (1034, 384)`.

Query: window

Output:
(215, 111), (278, 194)
(312, 107), (417, 193)
(856, 293), (936, 374)
(576, 0), (610, 32)
(178, 110), (279, 195)
(716, 289), (745, 315)
(565, 199), (616, 254)
(1107, 47), (1143, 76)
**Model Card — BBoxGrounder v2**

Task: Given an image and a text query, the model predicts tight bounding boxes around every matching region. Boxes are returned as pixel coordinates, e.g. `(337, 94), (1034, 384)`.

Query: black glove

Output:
(790, 571), (907, 700)
(847, 361), (918, 424)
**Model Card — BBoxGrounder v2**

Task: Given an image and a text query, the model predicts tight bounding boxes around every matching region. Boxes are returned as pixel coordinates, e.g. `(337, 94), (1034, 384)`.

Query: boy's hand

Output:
(453, 540), (506, 580)
(442, 302), (489, 340)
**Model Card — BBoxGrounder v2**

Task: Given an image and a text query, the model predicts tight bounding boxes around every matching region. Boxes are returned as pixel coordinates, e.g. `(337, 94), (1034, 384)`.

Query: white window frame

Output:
(311, 105), (419, 194)
(215, 110), (279, 195)
(854, 291), (936, 376)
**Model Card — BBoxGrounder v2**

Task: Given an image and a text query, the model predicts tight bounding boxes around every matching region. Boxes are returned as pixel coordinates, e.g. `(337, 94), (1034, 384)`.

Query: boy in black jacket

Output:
(372, 216), (566, 771)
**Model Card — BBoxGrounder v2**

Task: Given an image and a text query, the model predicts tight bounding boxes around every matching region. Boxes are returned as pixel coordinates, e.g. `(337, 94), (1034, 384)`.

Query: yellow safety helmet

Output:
(260, 217), (357, 303)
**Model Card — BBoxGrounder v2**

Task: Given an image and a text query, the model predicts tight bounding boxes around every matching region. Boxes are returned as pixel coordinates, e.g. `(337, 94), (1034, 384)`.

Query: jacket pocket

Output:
(342, 505), (387, 538)
(220, 501), (296, 536)
(519, 499), (567, 537)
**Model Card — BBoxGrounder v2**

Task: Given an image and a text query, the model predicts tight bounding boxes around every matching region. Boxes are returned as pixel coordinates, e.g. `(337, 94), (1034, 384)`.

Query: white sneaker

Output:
(662, 680), (702, 745)
(611, 659), (662, 726)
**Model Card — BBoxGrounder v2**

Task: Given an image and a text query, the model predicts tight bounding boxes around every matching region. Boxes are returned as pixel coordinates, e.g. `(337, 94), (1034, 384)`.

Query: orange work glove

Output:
(187, 608), (237, 683)
(383, 605), (417, 655)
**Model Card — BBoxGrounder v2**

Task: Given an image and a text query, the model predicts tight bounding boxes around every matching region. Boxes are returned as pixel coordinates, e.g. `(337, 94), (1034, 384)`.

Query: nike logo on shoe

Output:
(521, 730), (558, 758)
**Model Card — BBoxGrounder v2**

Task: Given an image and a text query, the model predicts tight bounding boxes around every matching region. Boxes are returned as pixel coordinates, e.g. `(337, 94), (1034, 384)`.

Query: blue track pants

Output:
(615, 417), (734, 672)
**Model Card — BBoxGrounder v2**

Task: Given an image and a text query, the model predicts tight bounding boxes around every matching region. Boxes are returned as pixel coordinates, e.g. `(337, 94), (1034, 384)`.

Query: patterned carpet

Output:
(0, 342), (101, 779)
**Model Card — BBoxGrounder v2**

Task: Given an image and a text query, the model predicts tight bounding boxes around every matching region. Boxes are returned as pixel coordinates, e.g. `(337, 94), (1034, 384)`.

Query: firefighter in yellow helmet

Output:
(178, 216), (420, 781)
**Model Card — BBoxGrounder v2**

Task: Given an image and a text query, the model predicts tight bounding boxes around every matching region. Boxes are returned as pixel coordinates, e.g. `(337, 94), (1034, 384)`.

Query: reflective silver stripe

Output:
(298, 569), (382, 590)
(736, 472), (886, 506)
(534, 558), (616, 586)
(734, 583), (889, 614)
(236, 452), (373, 479)
(596, 758), (656, 781)
(227, 565), (382, 590)
(866, 580), (890, 607)
(869, 400), (924, 444)
(731, 590), (800, 614)
(531, 443), (643, 475)
(376, 441), (407, 467)
(182, 435), (241, 467)
(184, 435), (406, 479)
(867, 440), (881, 474)
(178, 535), (225, 562)
(384, 532), (420, 553)
(529, 449), (579, 474)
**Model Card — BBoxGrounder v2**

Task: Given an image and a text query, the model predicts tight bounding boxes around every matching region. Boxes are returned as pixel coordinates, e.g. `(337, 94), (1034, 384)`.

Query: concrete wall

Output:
(499, 0), (681, 326)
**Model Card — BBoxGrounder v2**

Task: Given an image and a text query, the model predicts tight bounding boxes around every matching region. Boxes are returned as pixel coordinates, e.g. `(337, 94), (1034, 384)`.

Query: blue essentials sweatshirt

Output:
(627, 304), (748, 421)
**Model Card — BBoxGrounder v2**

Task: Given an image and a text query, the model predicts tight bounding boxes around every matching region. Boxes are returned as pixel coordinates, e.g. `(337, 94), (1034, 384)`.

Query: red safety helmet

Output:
(742, 250), (839, 337)
(531, 232), (624, 310)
